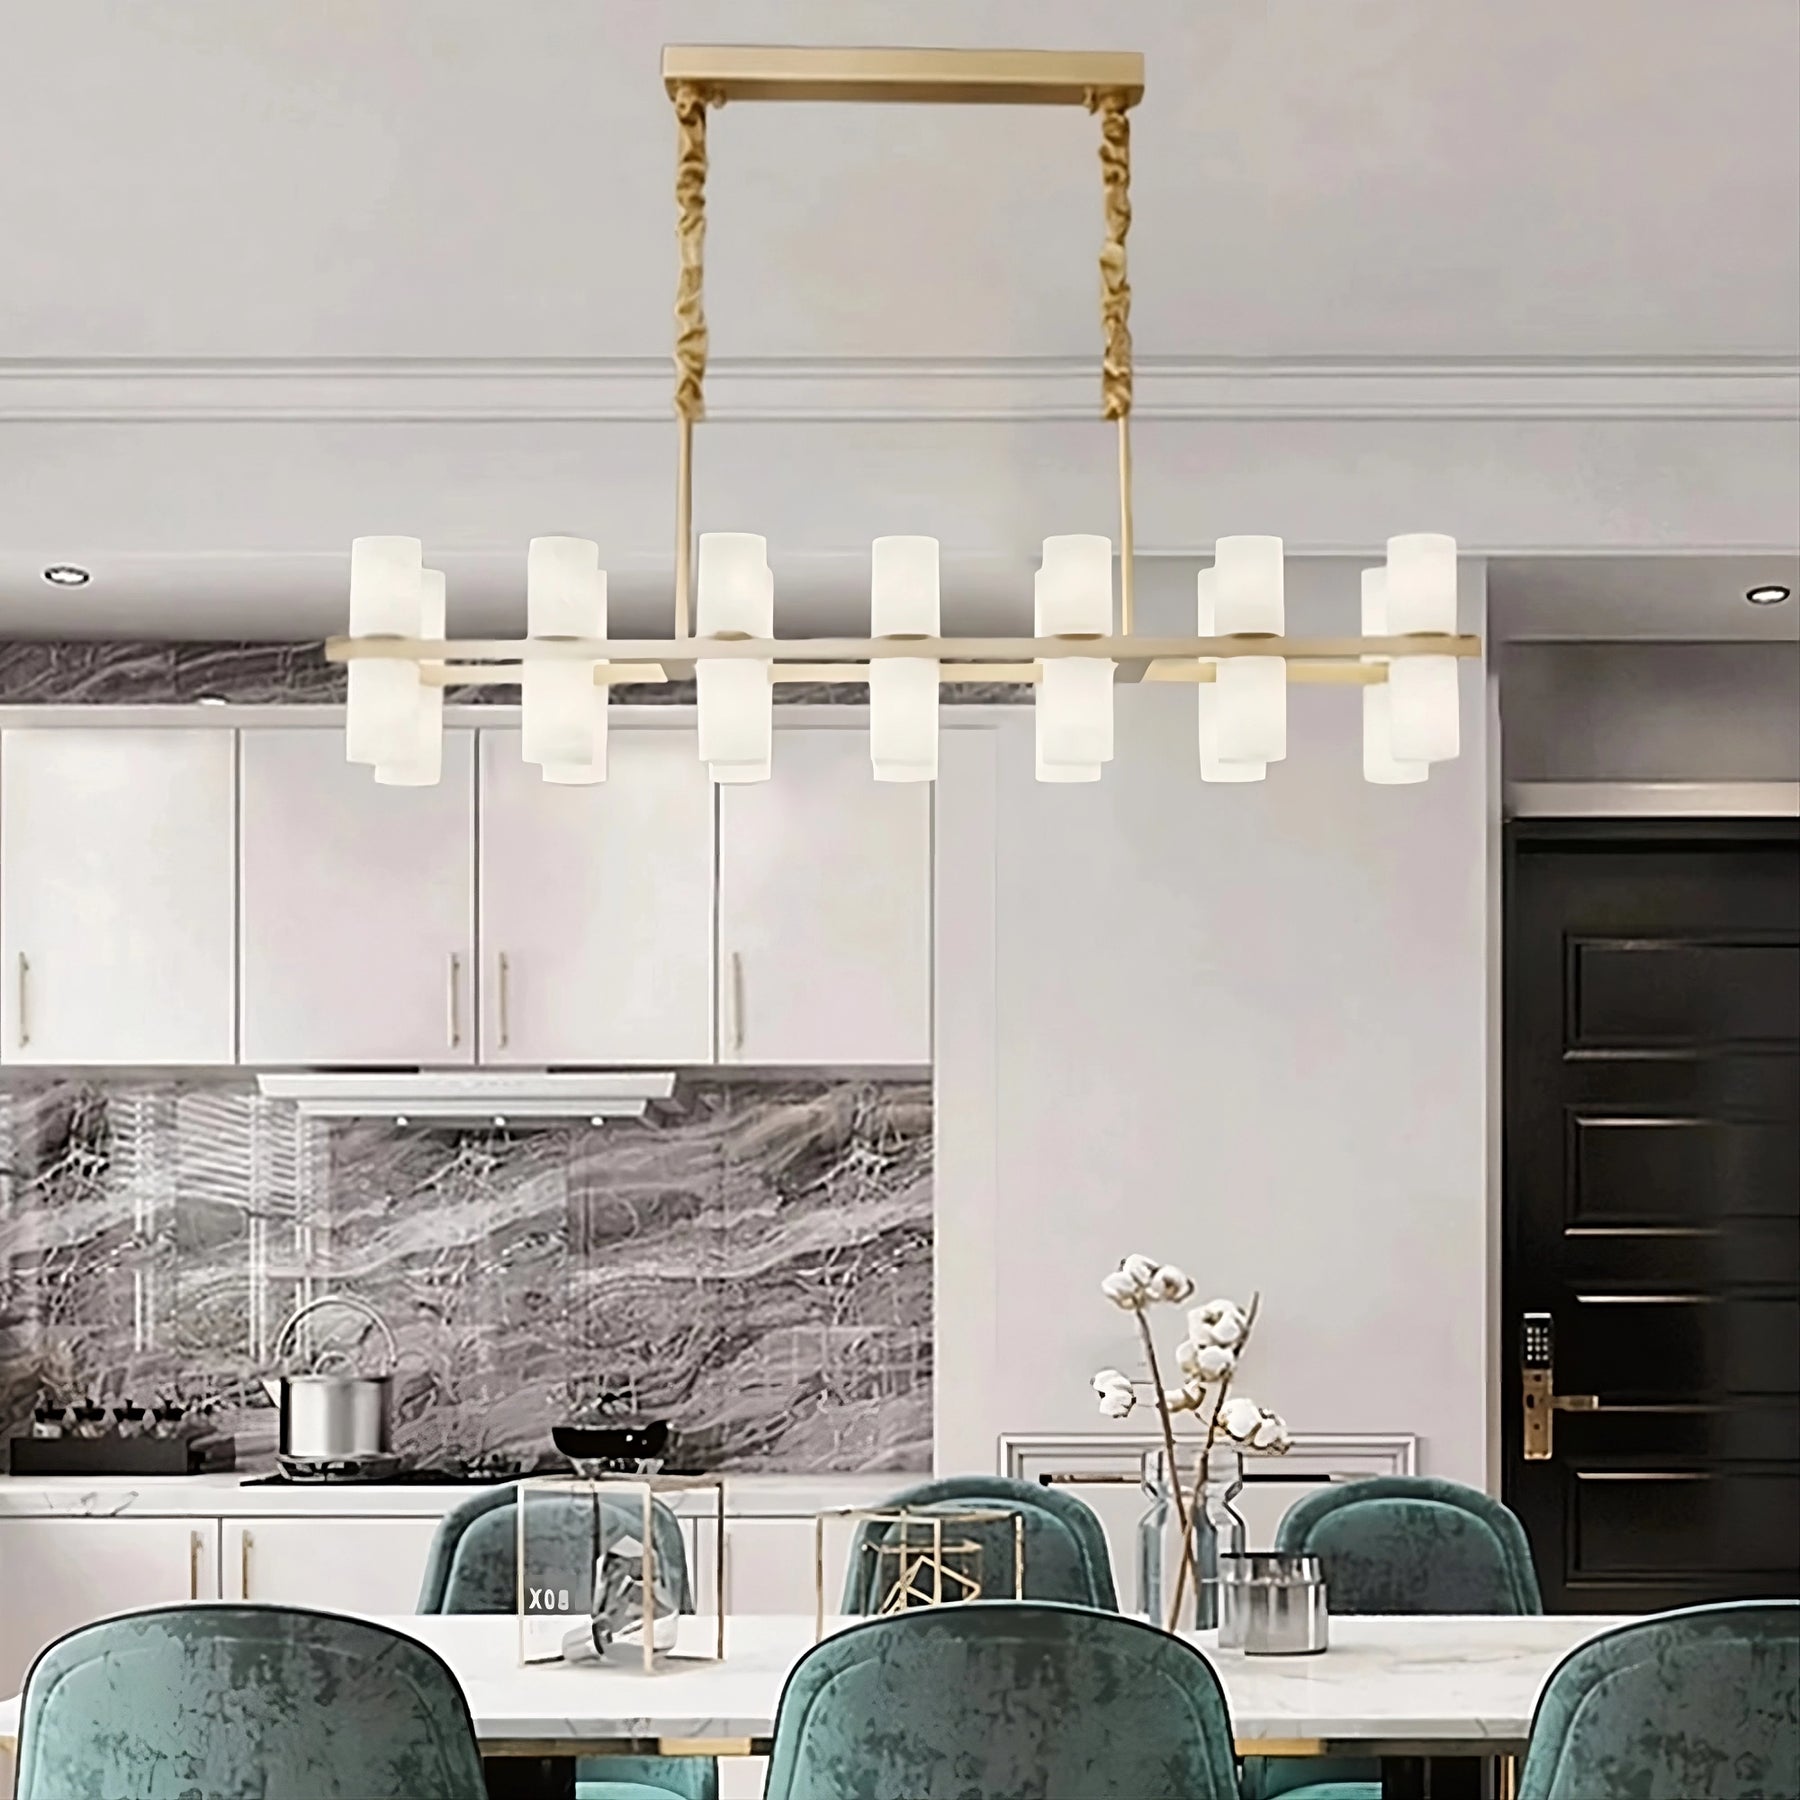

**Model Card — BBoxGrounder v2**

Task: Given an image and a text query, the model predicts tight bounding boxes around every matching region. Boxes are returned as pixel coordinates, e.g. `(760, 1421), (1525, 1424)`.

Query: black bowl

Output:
(552, 1419), (671, 1474)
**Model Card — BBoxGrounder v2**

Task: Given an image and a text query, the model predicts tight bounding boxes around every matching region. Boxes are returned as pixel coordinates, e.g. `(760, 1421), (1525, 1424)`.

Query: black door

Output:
(1504, 819), (1800, 1613)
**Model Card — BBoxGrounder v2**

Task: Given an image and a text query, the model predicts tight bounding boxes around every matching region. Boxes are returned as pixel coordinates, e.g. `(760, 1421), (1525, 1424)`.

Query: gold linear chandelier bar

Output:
(330, 633), (1477, 665)
(661, 45), (1144, 107)
(421, 660), (1386, 689)
(420, 664), (669, 688)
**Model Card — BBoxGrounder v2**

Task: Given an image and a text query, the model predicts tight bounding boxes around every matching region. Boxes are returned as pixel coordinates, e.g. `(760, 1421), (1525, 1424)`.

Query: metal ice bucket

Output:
(1217, 1552), (1329, 1655)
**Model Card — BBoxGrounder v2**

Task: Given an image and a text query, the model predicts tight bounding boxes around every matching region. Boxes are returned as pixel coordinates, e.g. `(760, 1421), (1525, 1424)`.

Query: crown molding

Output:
(2, 354), (1793, 424)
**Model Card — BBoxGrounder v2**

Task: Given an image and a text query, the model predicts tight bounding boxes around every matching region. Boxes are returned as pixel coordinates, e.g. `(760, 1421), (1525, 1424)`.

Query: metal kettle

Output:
(262, 1295), (399, 1463)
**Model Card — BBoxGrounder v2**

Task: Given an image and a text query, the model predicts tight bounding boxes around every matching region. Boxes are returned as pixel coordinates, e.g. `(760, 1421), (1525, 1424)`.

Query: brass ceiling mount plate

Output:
(660, 45), (1145, 108)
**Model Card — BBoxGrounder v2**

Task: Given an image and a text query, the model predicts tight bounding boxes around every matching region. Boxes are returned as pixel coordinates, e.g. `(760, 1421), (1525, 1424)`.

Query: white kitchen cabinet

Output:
(0, 729), (237, 1066)
(239, 729), (476, 1065)
(477, 731), (714, 1064)
(690, 1516), (851, 1616)
(0, 1518), (220, 1698)
(224, 1516), (442, 1612)
(717, 732), (931, 1065)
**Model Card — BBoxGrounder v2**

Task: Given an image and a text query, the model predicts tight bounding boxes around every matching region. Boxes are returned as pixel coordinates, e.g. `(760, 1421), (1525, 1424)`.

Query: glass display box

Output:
(515, 1472), (727, 1671)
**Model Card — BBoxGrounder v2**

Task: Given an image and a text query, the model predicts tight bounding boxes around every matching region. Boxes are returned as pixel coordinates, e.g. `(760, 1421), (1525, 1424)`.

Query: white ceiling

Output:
(1, 0), (1796, 640)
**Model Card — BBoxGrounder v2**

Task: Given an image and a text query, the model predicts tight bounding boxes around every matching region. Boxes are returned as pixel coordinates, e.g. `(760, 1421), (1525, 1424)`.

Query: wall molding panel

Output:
(4, 354), (1793, 425)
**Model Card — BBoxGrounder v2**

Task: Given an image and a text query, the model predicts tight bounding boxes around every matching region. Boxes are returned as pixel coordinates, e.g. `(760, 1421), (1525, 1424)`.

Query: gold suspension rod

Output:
(661, 46), (1145, 639)
(330, 632), (1478, 664)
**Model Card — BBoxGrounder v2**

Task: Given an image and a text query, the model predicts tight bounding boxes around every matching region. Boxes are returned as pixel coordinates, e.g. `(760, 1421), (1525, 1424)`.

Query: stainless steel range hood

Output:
(256, 1071), (676, 1123)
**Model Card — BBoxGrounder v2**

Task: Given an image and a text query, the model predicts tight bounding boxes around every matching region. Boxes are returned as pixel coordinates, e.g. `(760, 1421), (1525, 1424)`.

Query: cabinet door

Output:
(0, 1518), (219, 1698)
(225, 1517), (442, 1613)
(690, 1516), (851, 1616)
(717, 732), (930, 1065)
(240, 729), (476, 1065)
(478, 731), (714, 1064)
(0, 729), (237, 1066)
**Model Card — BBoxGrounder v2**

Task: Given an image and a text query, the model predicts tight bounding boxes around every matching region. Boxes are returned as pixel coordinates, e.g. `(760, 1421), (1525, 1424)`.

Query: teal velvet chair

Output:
(418, 1482), (714, 1800)
(1243, 1477), (1544, 1800)
(14, 1604), (486, 1799)
(1519, 1601), (1800, 1800)
(1274, 1475), (1542, 1614)
(839, 1474), (1118, 1613)
(766, 1600), (1242, 1800)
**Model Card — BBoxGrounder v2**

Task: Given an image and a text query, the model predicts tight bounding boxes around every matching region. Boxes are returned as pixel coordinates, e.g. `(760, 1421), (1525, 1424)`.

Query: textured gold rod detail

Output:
(1087, 88), (1134, 423)
(671, 82), (712, 425)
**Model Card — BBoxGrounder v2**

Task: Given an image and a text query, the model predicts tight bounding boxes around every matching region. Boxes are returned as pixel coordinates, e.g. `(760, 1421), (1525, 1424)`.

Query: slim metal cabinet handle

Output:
(189, 1529), (203, 1600)
(16, 952), (28, 1049)
(497, 952), (511, 1050)
(447, 952), (463, 1049)
(240, 1528), (254, 1598)
(728, 951), (746, 1054)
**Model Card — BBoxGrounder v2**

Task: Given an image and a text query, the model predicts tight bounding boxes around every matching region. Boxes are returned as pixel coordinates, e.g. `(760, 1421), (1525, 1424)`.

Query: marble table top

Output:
(0, 1611), (1627, 1757)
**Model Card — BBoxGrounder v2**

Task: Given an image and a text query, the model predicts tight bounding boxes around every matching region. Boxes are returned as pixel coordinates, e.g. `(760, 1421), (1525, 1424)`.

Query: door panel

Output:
(0, 729), (237, 1065)
(1504, 821), (1800, 1613)
(716, 731), (931, 1066)
(239, 729), (476, 1065)
(477, 730), (714, 1064)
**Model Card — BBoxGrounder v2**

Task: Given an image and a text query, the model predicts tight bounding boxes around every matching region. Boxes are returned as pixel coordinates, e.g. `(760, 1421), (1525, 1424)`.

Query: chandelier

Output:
(329, 45), (1478, 787)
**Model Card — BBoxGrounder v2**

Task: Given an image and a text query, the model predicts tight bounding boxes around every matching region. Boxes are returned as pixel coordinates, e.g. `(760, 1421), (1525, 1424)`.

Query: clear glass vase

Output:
(1137, 1443), (1246, 1630)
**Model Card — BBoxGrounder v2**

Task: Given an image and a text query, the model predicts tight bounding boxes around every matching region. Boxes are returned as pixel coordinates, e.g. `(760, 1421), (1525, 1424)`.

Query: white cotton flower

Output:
(1121, 1253), (1160, 1289)
(1151, 1265), (1195, 1304)
(1220, 1396), (1264, 1442)
(1191, 1296), (1244, 1326)
(1205, 1311), (1245, 1348)
(1251, 1416), (1284, 1450)
(1091, 1368), (1131, 1394)
(1192, 1345), (1236, 1382)
(1101, 1270), (1145, 1309)
(1097, 1386), (1136, 1419)
(1163, 1386), (1198, 1415)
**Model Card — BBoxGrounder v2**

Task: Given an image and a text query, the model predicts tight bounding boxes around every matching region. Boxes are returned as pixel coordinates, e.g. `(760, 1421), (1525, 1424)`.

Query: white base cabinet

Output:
(0, 1518), (220, 1699)
(224, 1517), (443, 1613)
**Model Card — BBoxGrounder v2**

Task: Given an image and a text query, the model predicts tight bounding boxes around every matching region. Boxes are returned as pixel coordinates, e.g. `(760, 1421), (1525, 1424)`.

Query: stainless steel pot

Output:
(1217, 1552), (1329, 1655)
(263, 1296), (398, 1463)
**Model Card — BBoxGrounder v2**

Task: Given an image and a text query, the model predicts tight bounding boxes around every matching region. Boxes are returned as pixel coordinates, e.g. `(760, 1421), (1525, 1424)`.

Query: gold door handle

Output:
(16, 952), (29, 1049)
(1523, 1370), (1602, 1461)
(240, 1528), (253, 1598)
(189, 1529), (203, 1600)
(447, 952), (463, 1049)
(497, 952), (511, 1050)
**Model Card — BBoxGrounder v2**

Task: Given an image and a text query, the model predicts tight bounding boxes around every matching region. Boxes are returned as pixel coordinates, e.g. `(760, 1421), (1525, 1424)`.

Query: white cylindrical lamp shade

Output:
(1359, 568), (1427, 785)
(1382, 535), (1459, 764)
(1384, 533), (1458, 635)
(522, 538), (605, 771)
(374, 568), (447, 786)
(1196, 568), (1264, 781)
(346, 536), (424, 767)
(870, 535), (940, 781)
(1212, 535), (1284, 635)
(1209, 538), (1286, 764)
(1034, 536), (1114, 780)
(697, 533), (773, 780)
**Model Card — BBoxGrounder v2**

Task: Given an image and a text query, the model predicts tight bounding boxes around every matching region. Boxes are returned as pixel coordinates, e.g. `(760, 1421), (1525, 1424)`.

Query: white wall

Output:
(935, 562), (1492, 1482)
(1500, 642), (1800, 781)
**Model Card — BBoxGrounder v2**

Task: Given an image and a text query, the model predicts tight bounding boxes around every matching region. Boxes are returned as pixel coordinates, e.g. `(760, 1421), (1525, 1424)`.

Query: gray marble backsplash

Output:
(0, 640), (1026, 707)
(0, 1076), (930, 1473)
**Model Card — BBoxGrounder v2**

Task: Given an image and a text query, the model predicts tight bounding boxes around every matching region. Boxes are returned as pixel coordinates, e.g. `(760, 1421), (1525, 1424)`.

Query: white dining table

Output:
(0, 1610), (1622, 1763)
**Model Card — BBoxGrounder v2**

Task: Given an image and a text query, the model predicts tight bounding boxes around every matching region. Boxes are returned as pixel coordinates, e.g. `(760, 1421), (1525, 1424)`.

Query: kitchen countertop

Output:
(0, 1471), (909, 1520)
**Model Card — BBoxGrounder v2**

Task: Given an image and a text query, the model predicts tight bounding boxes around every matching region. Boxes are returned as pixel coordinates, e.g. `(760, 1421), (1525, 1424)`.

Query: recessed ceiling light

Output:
(196, 693), (229, 707)
(1745, 584), (1791, 606)
(42, 564), (91, 587)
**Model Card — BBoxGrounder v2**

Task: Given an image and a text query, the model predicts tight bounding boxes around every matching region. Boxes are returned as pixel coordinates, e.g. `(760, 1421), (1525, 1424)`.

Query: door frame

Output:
(1499, 814), (1799, 1580)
